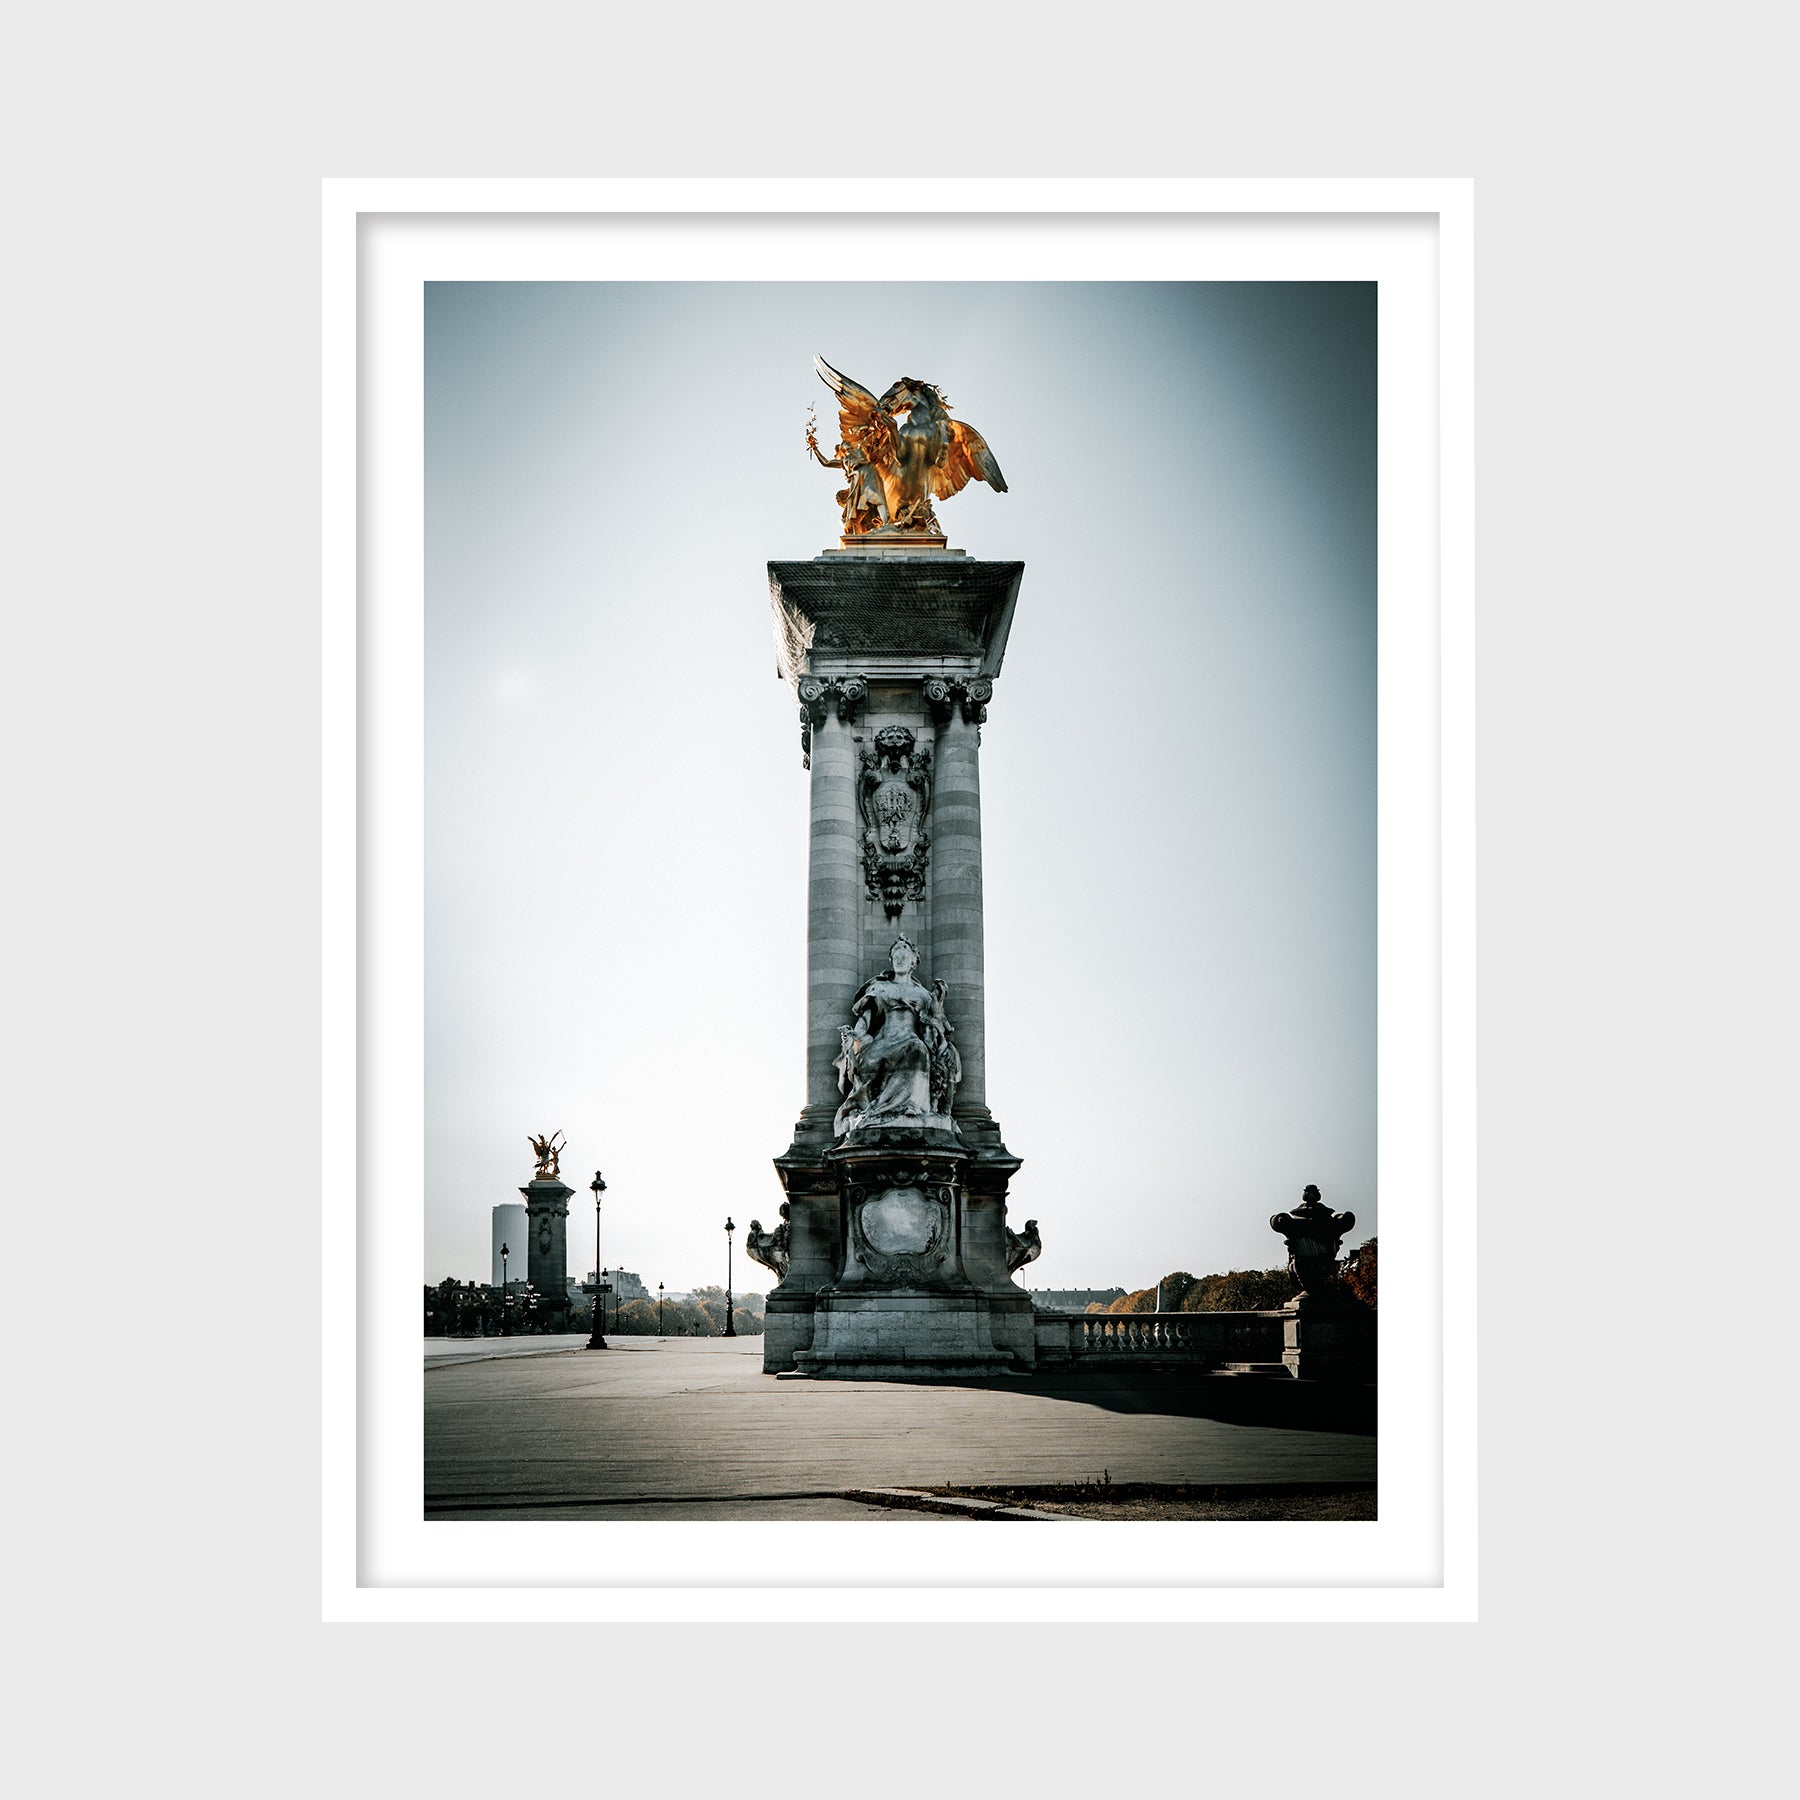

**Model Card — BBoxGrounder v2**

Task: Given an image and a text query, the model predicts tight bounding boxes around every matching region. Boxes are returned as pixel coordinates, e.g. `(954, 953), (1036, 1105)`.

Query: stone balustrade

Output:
(1033, 1309), (1287, 1368)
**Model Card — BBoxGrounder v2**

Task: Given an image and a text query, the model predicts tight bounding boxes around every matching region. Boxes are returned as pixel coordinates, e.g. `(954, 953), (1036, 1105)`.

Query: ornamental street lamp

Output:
(586, 1171), (609, 1350)
(658, 1280), (665, 1334)
(724, 1216), (737, 1338)
(500, 1242), (510, 1336)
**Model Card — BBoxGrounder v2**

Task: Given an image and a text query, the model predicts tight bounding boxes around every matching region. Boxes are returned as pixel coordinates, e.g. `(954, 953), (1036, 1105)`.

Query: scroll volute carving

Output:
(924, 676), (992, 727)
(796, 674), (869, 767)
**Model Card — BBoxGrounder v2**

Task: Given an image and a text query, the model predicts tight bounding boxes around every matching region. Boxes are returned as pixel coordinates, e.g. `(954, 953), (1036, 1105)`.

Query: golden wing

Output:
(815, 356), (896, 463)
(931, 416), (1008, 500)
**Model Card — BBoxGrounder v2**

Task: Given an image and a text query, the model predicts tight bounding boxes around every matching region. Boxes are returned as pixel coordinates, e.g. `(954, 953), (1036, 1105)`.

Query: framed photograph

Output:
(324, 178), (1473, 1620)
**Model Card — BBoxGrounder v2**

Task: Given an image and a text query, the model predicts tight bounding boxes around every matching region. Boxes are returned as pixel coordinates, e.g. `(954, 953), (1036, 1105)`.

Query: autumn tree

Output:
(1343, 1237), (1377, 1309)
(611, 1297), (659, 1334)
(1181, 1267), (1301, 1311)
(1104, 1288), (1155, 1314)
(1102, 1272), (1201, 1314)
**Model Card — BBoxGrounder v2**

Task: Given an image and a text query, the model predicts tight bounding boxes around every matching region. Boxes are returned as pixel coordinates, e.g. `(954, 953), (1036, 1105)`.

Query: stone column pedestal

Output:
(764, 550), (1033, 1378)
(522, 1177), (573, 1327)
(763, 1163), (839, 1370)
(785, 1140), (1017, 1380)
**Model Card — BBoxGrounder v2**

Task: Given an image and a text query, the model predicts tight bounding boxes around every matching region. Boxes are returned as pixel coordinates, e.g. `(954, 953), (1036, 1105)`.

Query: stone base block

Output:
(790, 1292), (1025, 1381)
(761, 1296), (815, 1374)
(983, 1294), (1038, 1364)
(1280, 1297), (1376, 1382)
(1032, 1310), (1078, 1363)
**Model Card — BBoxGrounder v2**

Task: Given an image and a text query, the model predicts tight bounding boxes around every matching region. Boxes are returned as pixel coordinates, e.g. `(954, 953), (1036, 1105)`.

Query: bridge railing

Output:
(1034, 1308), (1286, 1366)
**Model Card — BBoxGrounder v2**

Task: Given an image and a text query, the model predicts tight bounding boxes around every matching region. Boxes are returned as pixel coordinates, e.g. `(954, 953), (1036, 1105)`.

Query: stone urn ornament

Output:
(1269, 1184), (1356, 1299)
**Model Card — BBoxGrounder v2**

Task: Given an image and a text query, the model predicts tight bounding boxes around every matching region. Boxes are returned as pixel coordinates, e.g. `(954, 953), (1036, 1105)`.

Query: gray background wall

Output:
(4, 5), (1786, 1794)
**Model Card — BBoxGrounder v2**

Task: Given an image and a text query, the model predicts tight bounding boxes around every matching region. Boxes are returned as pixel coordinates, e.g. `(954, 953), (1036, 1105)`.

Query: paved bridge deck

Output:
(424, 1335), (1375, 1520)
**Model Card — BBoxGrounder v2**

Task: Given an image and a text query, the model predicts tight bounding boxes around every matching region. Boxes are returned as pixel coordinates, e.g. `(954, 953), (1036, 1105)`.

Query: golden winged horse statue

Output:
(808, 355), (1007, 539)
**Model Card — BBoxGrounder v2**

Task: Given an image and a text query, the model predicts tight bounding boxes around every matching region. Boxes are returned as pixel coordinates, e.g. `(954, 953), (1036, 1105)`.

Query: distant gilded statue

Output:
(833, 936), (963, 1138)
(808, 357), (1007, 538)
(527, 1130), (566, 1181)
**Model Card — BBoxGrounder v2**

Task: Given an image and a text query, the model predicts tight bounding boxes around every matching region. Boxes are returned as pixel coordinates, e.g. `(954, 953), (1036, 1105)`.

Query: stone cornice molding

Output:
(768, 558), (1024, 683)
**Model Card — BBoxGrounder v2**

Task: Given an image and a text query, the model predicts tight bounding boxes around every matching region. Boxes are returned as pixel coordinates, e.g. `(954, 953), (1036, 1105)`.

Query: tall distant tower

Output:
(490, 1203), (527, 1286)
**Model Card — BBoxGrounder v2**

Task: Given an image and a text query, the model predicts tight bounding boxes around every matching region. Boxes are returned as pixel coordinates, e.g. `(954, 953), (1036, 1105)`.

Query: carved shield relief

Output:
(871, 772), (920, 853)
(858, 726), (933, 918)
(842, 1162), (958, 1285)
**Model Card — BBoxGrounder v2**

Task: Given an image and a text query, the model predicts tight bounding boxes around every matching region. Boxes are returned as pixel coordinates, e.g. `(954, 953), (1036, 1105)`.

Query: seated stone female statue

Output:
(832, 936), (960, 1138)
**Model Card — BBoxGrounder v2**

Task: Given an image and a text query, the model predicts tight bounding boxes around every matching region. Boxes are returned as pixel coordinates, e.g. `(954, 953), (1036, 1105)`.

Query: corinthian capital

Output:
(797, 674), (870, 767)
(924, 676), (993, 727)
(798, 674), (870, 725)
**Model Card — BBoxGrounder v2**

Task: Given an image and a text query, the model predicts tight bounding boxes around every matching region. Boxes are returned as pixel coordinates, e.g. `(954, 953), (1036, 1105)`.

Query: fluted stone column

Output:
(793, 676), (866, 1152)
(927, 677), (1005, 1157)
(768, 676), (865, 1369)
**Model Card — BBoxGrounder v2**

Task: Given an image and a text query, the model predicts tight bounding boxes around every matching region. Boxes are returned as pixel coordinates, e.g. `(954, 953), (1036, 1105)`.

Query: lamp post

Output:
(658, 1280), (665, 1334)
(724, 1216), (736, 1338)
(586, 1171), (608, 1349)
(499, 1243), (510, 1336)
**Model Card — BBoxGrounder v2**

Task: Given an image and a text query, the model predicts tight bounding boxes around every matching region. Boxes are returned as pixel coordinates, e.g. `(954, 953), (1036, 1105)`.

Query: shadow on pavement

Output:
(926, 1368), (1376, 1435)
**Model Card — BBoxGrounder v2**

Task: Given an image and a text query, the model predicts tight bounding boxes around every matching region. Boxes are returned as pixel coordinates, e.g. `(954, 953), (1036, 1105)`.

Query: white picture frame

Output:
(323, 178), (1475, 1621)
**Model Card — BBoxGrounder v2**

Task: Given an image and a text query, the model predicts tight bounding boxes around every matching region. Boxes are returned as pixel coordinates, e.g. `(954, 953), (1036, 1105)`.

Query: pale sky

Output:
(425, 280), (1375, 1295)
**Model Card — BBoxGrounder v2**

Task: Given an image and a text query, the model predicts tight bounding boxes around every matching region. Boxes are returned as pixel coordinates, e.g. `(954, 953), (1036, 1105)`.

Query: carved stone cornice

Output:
(797, 673), (870, 767)
(923, 675), (993, 727)
(768, 559), (1023, 682)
